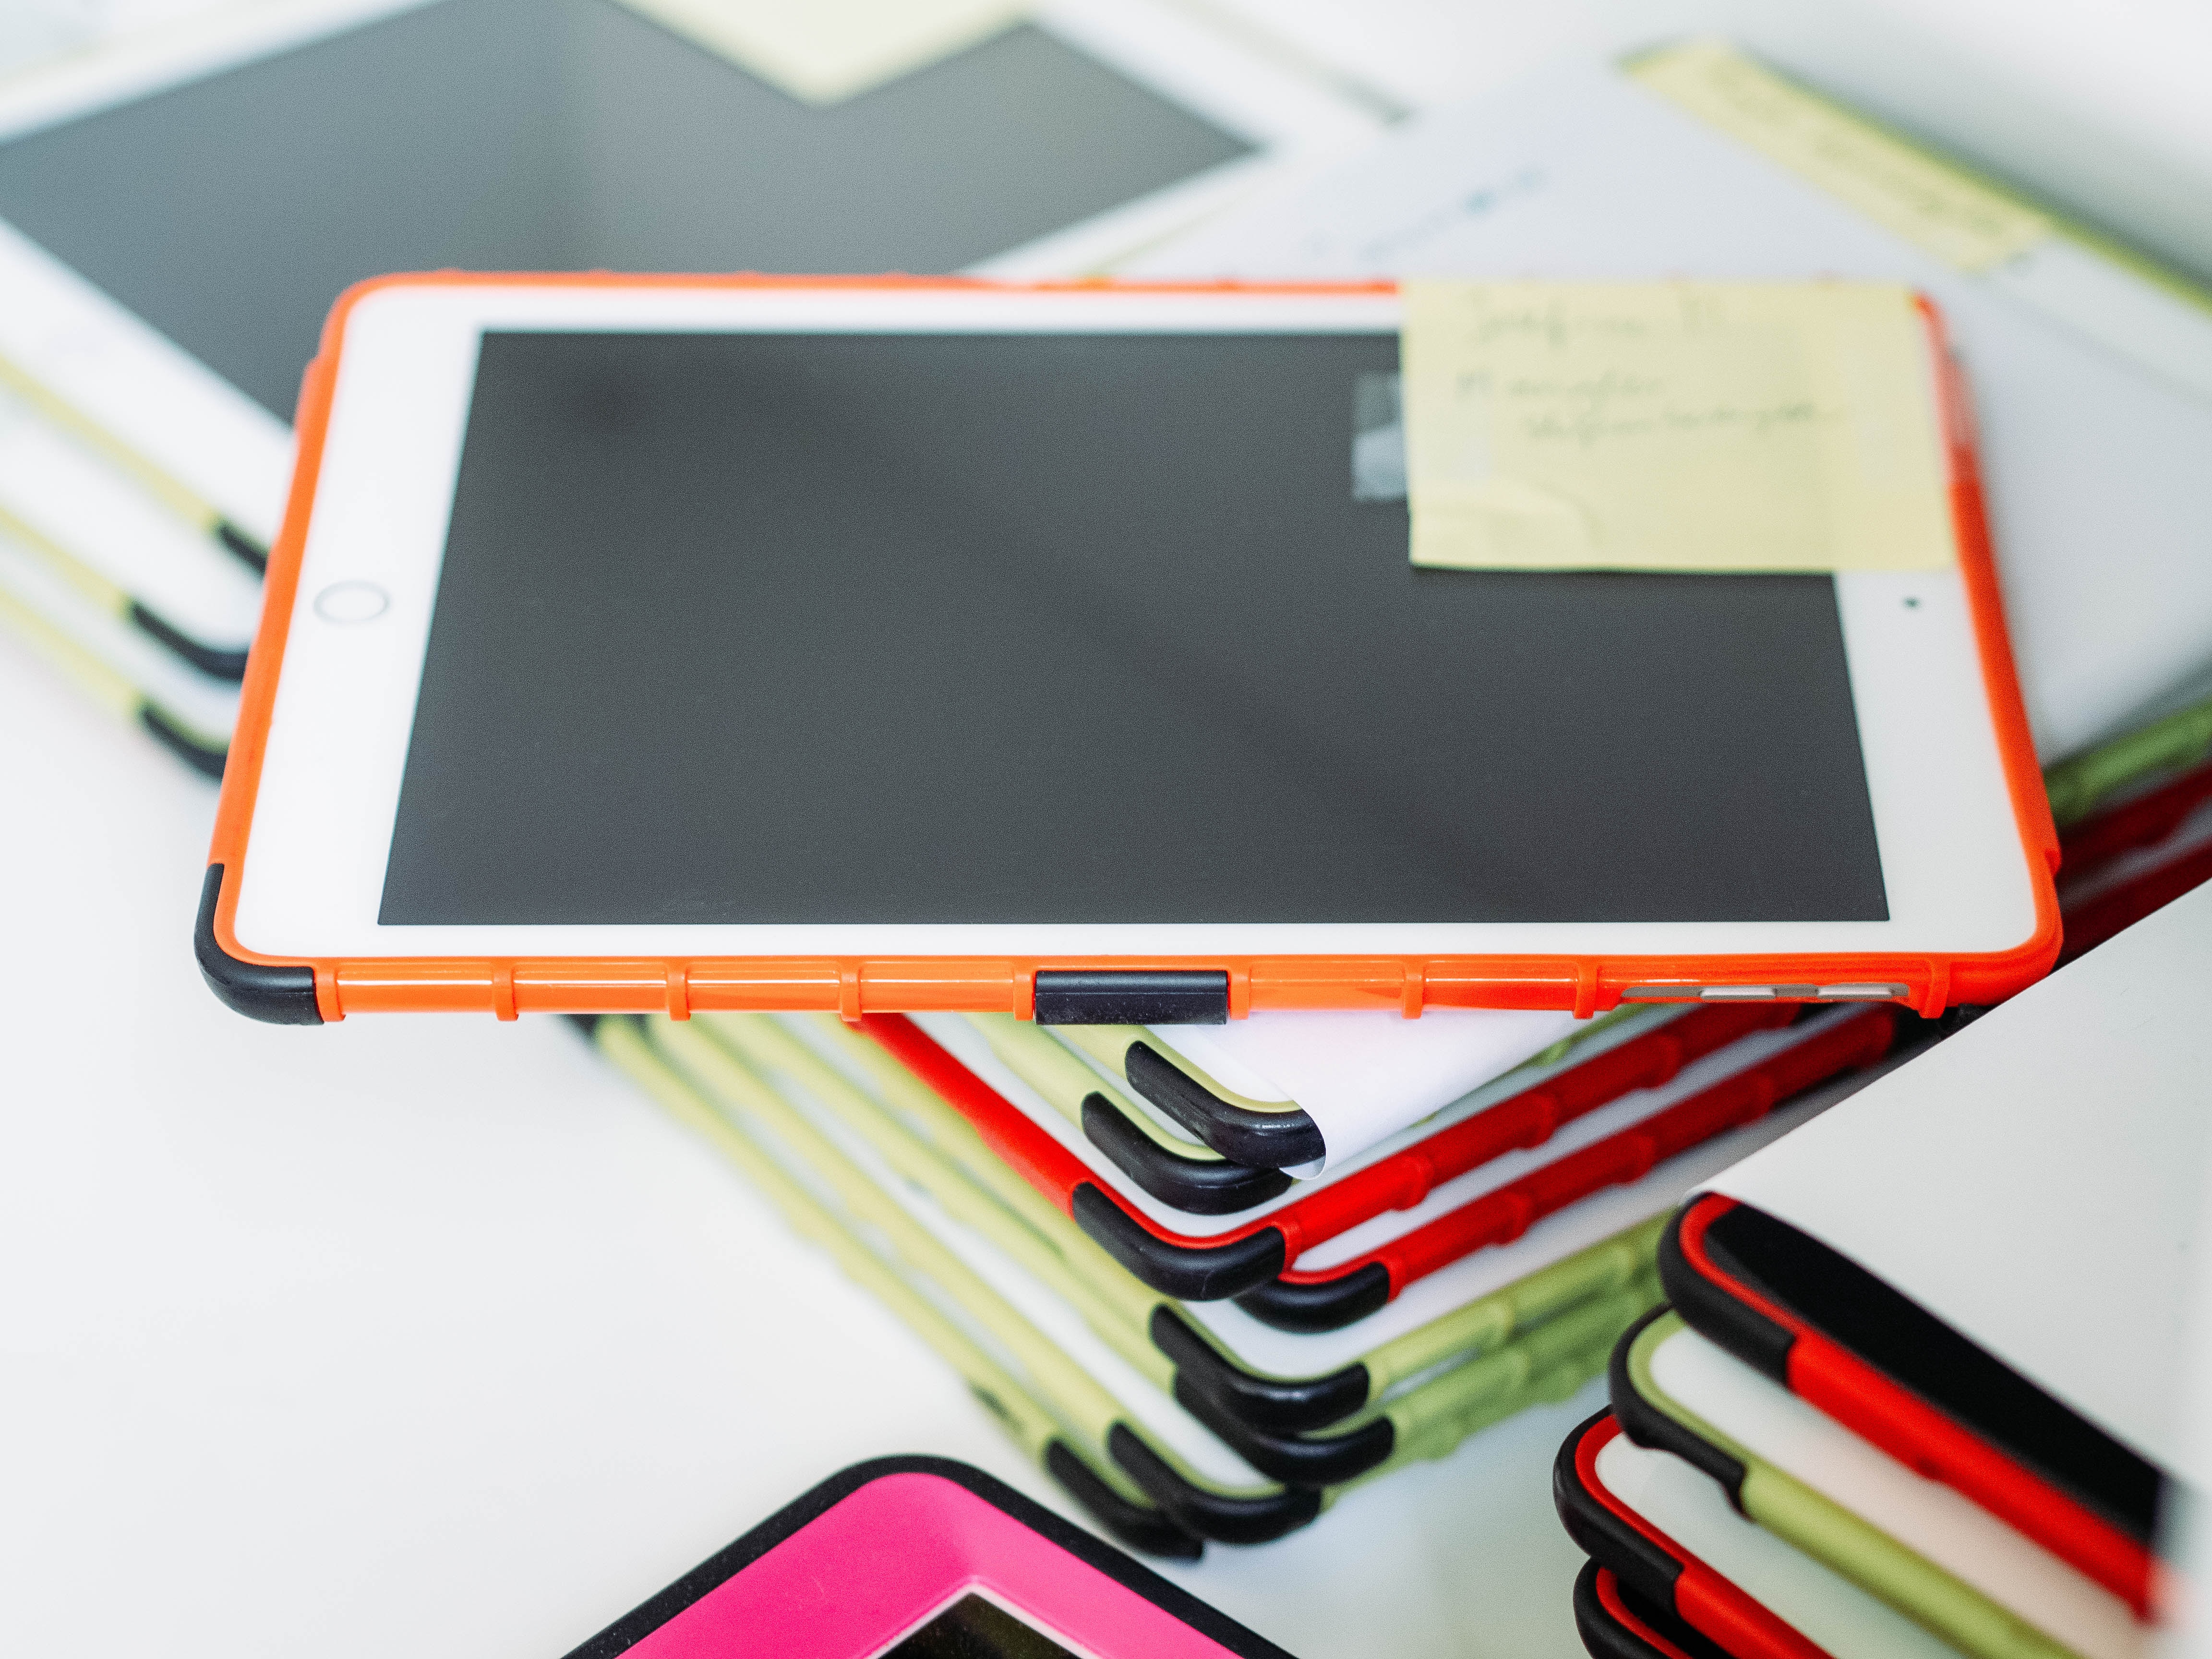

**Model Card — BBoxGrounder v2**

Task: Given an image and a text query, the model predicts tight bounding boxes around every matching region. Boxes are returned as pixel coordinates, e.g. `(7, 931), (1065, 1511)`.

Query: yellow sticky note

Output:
(617, 0), (1029, 106)
(1401, 280), (1957, 574)
(1630, 41), (2050, 275)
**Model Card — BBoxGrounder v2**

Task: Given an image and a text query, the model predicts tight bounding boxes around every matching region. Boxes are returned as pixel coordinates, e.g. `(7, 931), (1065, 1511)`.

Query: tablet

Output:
(1555, 1411), (1959, 1659)
(197, 275), (2058, 1023)
(1660, 877), (2212, 1614)
(0, 0), (1357, 473)
(1612, 1311), (2138, 1659)
(0, 0), (1362, 697)
(558, 1455), (1289, 1657)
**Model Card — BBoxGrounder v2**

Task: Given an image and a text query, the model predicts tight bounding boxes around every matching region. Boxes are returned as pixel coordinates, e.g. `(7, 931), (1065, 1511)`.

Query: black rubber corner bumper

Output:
(215, 521), (268, 573)
(1552, 1411), (1683, 1614)
(1654, 1199), (1795, 1385)
(1171, 1369), (1395, 1485)
(1573, 1558), (1731, 1659)
(129, 601), (248, 680)
(1148, 1306), (1372, 1433)
(194, 864), (322, 1023)
(1043, 1440), (1202, 1561)
(1123, 1042), (1325, 1168)
(1605, 1306), (1751, 1512)
(1107, 1424), (1323, 1546)
(142, 707), (227, 781)
(1231, 1261), (1393, 1333)
(1069, 1183), (1286, 1300)
(1081, 1093), (1292, 1215)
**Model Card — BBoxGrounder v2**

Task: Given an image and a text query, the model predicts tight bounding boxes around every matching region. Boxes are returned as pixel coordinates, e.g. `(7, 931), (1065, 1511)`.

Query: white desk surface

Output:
(0, 641), (1601, 1656)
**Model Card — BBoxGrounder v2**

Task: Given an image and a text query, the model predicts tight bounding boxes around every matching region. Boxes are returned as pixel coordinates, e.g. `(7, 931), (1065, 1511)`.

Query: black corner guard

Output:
(1034, 970), (1228, 1025)
(1654, 1201), (1795, 1385)
(1106, 1424), (1323, 1546)
(1123, 1043), (1326, 1168)
(128, 601), (249, 681)
(1606, 1308), (1751, 1513)
(1171, 1369), (1395, 1486)
(1573, 1560), (1732, 1659)
(1043, 1441), (1202, 1561)
(1232, 1261), (1392, 1334)
(1148, 1306), (1372, 1433)
(1070, 1184), (1286, 1300)
(1553, 1411), (1683, 1614)
(1081, 1094), (1292, 1215)
(194, 864), (322, 1024)
(141, 707), (227, 780)
(1571, 1561), (1650, 1659)
(215, 520), (268, 574)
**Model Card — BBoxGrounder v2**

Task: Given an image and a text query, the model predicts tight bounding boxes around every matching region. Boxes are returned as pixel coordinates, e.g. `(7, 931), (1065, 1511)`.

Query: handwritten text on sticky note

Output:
(1401, 281), (1956, 573)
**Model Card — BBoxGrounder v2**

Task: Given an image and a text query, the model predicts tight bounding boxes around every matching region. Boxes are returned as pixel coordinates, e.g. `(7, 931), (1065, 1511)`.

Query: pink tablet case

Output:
(565, 1457), (1288, 1659)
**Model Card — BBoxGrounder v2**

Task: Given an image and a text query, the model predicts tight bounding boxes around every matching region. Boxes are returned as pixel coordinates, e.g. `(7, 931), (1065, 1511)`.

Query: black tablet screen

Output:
(0, 0), (1247, 417)
(886, 1594), (1077, 1659)
(377, 328), (1888, 926)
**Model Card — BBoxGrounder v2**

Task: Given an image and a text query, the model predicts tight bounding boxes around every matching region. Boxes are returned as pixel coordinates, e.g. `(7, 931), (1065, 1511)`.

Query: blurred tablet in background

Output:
(0, 0), (1370, 420)
(0, 0), (1369, 763)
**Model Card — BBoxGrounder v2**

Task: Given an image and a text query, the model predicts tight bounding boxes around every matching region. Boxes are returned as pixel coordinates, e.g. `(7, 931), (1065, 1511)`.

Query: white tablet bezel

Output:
(230, 280), (2044, 965)
(0, 0), (1375, 549)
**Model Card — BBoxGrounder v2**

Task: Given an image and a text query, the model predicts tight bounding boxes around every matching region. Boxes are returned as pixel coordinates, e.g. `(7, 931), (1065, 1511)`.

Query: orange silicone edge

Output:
(205, 275), (2060, 1022)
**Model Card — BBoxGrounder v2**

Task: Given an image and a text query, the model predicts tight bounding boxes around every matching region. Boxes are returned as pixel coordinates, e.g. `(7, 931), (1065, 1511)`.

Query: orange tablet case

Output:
(198, 274), (2060, 1024)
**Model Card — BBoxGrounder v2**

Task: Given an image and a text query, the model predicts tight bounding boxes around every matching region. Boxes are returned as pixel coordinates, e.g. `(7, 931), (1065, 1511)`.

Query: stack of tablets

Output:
(0, 216), (284, 779)
(577, 991), (1922, 1557)
(1554, 876), (2212, 1659)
